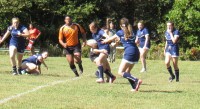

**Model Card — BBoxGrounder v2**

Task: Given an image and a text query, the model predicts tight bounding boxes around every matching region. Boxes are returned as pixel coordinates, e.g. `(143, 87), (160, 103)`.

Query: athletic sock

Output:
(95, 70), (100, 78)
(128, 79), (136, 89)
(17, 67), (22, 75)
(175, 69), (179, 81)
(123, 72), (138, 82)
(123, 72), (137, 89)
(70, 65), (79, 77)
(12, 66), (17, 72)
(77, 61), (83, 73)
(104, 69), (114, 78)
(98, 65), (104, 79)
(167, 66), (175, 77)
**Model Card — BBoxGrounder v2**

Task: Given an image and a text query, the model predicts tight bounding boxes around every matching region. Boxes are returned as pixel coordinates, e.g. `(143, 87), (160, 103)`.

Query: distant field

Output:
(0, 55), (199, 109)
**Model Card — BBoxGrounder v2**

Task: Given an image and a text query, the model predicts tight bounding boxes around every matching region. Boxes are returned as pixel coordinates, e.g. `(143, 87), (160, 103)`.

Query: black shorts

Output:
(89, 52), (99, 62)
(63, 44), (81, 55)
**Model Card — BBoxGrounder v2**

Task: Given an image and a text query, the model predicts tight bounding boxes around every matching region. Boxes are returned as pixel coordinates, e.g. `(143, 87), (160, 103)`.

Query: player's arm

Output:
(135, 35), (139, 44)
(170, 33), (179, 44)
(164, 41), (167, 55)
(78, 25), (87, 47)
(93, 49), (108, 55)
(38, 56), (48, 70)
(19, 28), (30, 38)
(37, 65), (41, 74)
(168, 29), (179, 44)
(58, 27), (67, 48)
(144, 34), (150, 49)
(36, 29), (41, 39)
(0, 30), (11, 44)
(102, 34), (119, 44)
(42, 61), (48, 70)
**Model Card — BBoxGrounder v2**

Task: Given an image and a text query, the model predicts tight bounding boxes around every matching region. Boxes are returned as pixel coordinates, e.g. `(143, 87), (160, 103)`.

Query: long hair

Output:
(120, 18), (133, 40)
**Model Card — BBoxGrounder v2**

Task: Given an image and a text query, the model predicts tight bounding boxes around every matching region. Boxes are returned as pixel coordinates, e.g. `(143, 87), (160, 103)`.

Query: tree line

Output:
(0, 0), (199, 58)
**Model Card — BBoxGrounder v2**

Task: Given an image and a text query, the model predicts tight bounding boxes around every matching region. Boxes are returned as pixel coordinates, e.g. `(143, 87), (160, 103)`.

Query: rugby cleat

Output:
(140, 68), (146, 73)
(109, 76), (116, 83)
(135, 79), (142, 91)
(12, 70), (18, 75)
(169, 76), (175, 82)
(96, 78), (105, 83)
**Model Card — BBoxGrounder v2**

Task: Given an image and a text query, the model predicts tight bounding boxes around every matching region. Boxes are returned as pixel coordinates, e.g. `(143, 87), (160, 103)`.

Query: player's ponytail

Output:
(120, 18), (133, 40)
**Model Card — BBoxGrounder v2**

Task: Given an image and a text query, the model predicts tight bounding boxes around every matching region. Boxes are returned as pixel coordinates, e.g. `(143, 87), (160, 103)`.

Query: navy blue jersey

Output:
(136, 27), (150, 48)
(165, 29), (179, 45)
(116, 30), (139, 62)
(165, 29), (180, 56)
(22, 54), (42, 65)
(92, 29), (110, 53)
(8, 25), (27, 53)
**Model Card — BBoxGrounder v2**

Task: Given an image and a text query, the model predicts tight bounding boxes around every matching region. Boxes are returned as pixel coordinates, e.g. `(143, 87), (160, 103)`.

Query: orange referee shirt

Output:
(58, 23), (86, 47)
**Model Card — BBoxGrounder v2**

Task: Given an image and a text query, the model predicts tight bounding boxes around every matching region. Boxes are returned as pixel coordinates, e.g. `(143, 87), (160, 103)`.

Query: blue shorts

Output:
(165, 45), (179, 57)
(139, 41), (150, 49)
(9, 43), (25, 53)
(123, 46), (139, 63)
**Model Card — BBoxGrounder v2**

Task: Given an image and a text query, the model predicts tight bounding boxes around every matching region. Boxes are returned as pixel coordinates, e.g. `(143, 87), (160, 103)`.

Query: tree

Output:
(158, 0), (200, 49)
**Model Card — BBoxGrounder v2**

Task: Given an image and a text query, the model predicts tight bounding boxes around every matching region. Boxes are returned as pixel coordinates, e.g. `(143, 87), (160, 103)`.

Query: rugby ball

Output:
(87, 39), (97, 48)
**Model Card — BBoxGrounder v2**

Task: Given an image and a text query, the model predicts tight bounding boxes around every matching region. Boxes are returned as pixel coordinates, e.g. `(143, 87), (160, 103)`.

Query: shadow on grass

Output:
(0, 71), (12, 74)
(140, 90), (183, 93)
(116, 83), (155, 86)
(192, 81), (200, 83)
(42, 74), (64, 77)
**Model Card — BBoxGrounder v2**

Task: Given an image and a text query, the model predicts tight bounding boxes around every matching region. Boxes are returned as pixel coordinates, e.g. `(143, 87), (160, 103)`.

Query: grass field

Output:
(0, 55), (200, 109)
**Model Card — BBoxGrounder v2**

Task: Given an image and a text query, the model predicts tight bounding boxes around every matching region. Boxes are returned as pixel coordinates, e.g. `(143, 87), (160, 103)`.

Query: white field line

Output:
(0, 77), (80, 105)
(0, 66), (119, 105)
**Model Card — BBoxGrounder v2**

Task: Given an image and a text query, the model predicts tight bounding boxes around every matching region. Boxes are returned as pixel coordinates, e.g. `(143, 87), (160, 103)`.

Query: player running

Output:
(102, 17), (142, 92)
(58, 15), (86, 77)
(164, 21), (180, 82)
(0, 17), (30, 75)
(135, 20), (150, 72)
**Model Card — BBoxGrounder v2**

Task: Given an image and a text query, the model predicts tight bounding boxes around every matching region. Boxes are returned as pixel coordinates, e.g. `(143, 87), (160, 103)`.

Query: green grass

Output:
(0, 55), (200, 109)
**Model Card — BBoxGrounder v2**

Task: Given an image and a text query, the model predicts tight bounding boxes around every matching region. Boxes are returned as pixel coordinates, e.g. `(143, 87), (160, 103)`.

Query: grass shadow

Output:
(140, 90), (183, 93)
(0, 71), (12, 74)
(42, 74), (64, 77)
(192, 81), (200, 83)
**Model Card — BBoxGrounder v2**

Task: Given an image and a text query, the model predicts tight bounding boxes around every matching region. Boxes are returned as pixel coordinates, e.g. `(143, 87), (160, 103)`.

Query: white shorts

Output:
(122, 59), (138, 64)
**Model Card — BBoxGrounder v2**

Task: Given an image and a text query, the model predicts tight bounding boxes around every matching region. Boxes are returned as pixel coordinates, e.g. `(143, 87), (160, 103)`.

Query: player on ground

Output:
(102, 17), (142, 92)
(21, 51), (48, 75)
(164, 21), (180, 82)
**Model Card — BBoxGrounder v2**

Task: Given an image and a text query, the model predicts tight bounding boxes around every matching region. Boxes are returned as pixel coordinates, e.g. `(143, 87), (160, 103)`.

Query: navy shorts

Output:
(9, 43), (25, 53)
(139, 41), (150, 49)
(123, 46), (139, 63)
(165, 45), (179, 57)
(89, 52), (99, 62)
